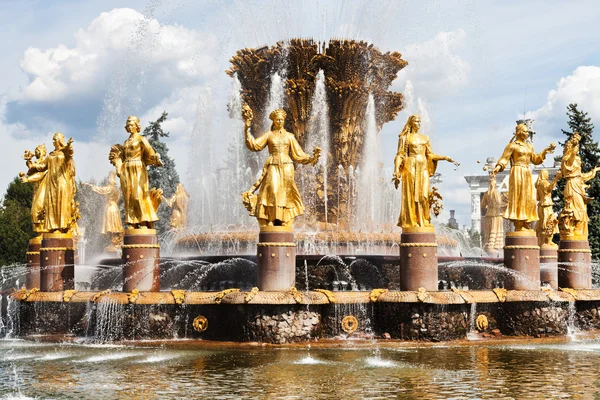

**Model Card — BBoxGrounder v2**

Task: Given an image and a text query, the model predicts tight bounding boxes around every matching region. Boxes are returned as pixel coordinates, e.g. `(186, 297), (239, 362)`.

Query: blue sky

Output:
(1, 0), (600, 229)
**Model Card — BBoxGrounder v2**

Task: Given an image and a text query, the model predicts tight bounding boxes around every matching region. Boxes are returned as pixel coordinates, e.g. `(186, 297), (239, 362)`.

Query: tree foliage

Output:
(144, 111), (180, 233)
(553, 104), (600, 259)
(0, 177), (34, 266)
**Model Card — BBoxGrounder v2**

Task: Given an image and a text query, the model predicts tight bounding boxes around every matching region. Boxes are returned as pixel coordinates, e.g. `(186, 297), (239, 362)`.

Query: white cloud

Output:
(15, 8), (219, 104)
(525, 66), (600, 125)
(394, 29), (470, 100)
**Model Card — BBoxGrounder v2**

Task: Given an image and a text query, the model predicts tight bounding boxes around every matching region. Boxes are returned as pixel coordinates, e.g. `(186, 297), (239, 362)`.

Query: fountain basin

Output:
(7, 288), (600, 344)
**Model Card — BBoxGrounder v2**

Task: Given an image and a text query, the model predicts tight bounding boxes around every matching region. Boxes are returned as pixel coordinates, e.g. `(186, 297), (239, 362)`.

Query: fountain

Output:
(2, 37), (600, 348)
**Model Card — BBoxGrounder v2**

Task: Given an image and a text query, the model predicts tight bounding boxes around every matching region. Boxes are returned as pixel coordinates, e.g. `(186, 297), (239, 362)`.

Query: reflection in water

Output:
(1, 339), (600, 398)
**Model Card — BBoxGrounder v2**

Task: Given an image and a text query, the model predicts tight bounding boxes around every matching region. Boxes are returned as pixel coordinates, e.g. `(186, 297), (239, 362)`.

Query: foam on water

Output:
(136, 354), (177, 363)
(365, 356), (397, 368)
(75, 352), (142, 363)
(293, 355), (327, 365)
(2, 354), (37, 361)
(38, 353), (72, 361)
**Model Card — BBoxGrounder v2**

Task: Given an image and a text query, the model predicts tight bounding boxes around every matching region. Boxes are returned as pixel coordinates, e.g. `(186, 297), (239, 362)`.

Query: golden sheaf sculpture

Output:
(109, 116), (164, 229)
(241, 105), (320, 228)
(492, 123), (555, 231)
(559, 132), (600, 238)
(392, 114), (458, 229)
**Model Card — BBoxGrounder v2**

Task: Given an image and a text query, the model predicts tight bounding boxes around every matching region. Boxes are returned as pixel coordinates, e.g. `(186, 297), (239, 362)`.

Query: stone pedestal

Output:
(122, 229), (160, 292)
(26, 237), (42, 289)
(257, 227), (296, 291)
(40, 233), (75, 291)
(399, 227), (438, 291)
(503, 231), (540, 290)
(558, 238), (592, 289)
(539, 244), (558, 289)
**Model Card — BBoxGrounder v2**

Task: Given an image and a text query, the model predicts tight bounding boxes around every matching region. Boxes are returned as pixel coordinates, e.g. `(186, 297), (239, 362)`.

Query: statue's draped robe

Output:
(562, 150), (595, 236)
(535, 178), (559, 244)
(166, 187), (190, 229)
(495, 141), (545, 223)
(481, 188), (504, 250)
(245, 129), (313, 224)
(39, 146), (76, 232)
(91, 183), (123, 234)
(395, 132), (443, 228)
(120, 135), (159, 225)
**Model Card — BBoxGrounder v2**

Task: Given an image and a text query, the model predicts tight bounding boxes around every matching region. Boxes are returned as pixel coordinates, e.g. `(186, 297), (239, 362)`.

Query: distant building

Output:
(448, 210), (458, 229)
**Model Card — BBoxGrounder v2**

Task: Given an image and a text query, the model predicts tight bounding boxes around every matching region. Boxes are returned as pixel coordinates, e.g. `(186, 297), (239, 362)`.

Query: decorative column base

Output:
(399, 227), (438, 291)
(40, 233), (75, 291)
(558, 236), (592, 289)
(257, 226), (296, 291)
(26, 236), (42, 289)
(122, 229), (160, 292)
(540, 243), (558, 289)
(503, 231), (540, 290)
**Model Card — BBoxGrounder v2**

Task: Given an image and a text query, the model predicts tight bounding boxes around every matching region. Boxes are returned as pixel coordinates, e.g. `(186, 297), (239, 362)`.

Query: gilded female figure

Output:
(164, 183), (190, 229)
(392, 114), (457, 229)
(31, 133), (77, 233)
(20, 144), (48, 234)
(241, 106), (320, 227)
(535, 169), (560, 246)
(559, 132), (600, 237)
(109, 116), (163, 229)
(481, 175), (506, 251)
(492, 124), (555, 231)
(84, 171), (123, 251)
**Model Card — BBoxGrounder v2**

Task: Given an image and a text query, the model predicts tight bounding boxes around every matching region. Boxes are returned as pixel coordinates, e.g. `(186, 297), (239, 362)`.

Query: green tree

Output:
(144, 111), (180, 233)
(553, 104), (600, 259)
(0, 176), (34, 265)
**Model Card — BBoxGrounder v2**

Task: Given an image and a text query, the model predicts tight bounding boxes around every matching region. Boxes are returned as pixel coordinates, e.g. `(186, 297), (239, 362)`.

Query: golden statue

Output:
(109, 116), (164, 229)
(241, 106), (321, 228)
(164, 183), (190, 229)
(20, 144), (48, 235)
(535, 169), (560, 247)
(25, 133), (78, 233)
(559, 132), (600, 238)
(392, 114), (458, 229)
(84, 171), (124, 252)
(491, 123), (556, 231)
(481, 175), (506, 252)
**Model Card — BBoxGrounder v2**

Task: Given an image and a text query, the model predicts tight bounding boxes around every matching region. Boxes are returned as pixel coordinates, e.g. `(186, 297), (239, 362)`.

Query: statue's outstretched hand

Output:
(311, 147), (321, 166)
(392, 174), (401, 190)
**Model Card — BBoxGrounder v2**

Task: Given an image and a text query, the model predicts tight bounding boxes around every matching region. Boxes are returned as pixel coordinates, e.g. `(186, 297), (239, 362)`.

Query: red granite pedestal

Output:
(26, 236), (42, 289)
(122, 229), (160, 292)
(399, 227), (438, 291)
(40, 233), (75, 291)
(539, 244), (558, 289)
(503, 231), (540, 290)
(257, 227), (296, 291)
(558, 236), (592, 289)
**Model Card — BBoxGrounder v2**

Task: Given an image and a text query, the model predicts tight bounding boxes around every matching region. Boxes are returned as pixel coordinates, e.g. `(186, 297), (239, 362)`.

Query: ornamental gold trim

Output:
(39, 247), (75, 252)
(341, 315), (359, 334)
(26, 251), (40, 256)
(121, 244), (160, 249)
(399, 242), (438, 247)
(539, 255), (558, 259)
(192, 315), (208, 332)
(558, 249), (592, 253)
(256, 242), (296, 247)
(503, 245), (540, 250)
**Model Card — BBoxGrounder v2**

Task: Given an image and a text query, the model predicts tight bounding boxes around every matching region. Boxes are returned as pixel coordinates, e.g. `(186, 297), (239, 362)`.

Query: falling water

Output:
(567, 301), (579, 340)
(263, 71), (287, 132)
(305, 69), (331, 223)
(357, 93), (382, 229)
(466, 302), (480, 340)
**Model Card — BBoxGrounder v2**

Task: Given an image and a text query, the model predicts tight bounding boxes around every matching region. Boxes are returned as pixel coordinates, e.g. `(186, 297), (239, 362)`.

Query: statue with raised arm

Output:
(84, 171), (124, 252)
(20, 144), (48, 235)
(27, 133), (78, 233)
(535, 169), (560, 247)
(491, 123), (556, 231)
(241, 105), (320, 228)
(109, 116), (163, 229)
(559, 132), (600, 238)
(164, 182), (190, 229)
(392, 114), (458, 229)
